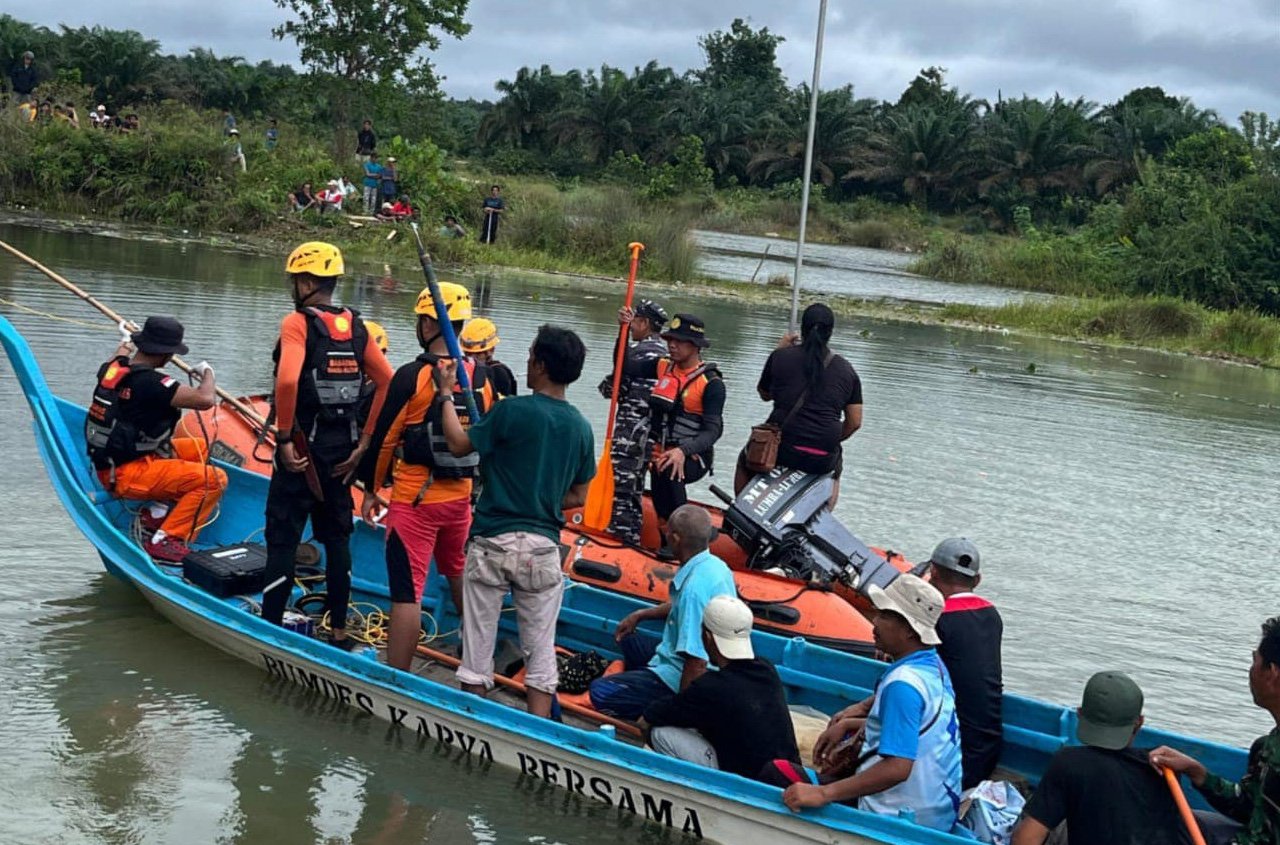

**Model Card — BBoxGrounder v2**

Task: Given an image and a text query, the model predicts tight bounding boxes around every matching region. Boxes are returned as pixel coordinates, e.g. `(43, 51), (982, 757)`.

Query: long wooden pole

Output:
(0, 238), (271, 432)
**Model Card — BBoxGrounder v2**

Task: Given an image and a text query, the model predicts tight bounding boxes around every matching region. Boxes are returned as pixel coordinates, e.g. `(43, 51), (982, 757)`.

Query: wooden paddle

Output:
(1162, 767), (1209, 845)
(582, 242), (645, 531)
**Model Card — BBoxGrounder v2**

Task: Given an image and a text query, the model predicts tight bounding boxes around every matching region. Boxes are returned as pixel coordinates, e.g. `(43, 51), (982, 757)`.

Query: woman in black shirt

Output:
(736, 303), (862, 505)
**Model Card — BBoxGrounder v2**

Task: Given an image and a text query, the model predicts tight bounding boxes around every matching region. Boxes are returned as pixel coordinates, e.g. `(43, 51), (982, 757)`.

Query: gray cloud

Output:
(22, 0), (1280, 119)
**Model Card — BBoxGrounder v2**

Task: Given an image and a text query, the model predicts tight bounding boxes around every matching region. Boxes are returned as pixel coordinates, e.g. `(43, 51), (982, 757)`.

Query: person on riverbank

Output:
(359, 283), (493, 671)
(1149, 615), (1280, 845)
(598, 299), (668, 546)
(439, 215), (466, 239)
(589, 505), (736, 719)
(87, 317), (227, 562)
(1012, 671), (1195, 845)
(222, 109), (236, 136)
(929, 537), (1003, 789)
(265, 119), (278, 151)
(290, 182), (317, 213)
(356, 119), (376, 162)
(361, 153), (383, 214)
(226, 129), (245, 173)
(380, 157), (398, 211)
(639, 594), (803, 781)
(735, 303), (861, 506)
(64, 101), (79, 128)
(316, 180), (344, 214)
(480, 185), (504, 244)
(10, 51), (38, 102)
(784, 574), (962, 832)
(460, 318), (517, 398)
(261, 242), (393, 650)
(641, 314), (723, 552)
(435, 325), (595, 717)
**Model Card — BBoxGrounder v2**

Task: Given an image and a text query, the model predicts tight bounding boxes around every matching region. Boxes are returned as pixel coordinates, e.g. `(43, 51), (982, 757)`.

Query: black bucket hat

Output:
(132, 316), (189, 355)
(661, 313), (709, 348)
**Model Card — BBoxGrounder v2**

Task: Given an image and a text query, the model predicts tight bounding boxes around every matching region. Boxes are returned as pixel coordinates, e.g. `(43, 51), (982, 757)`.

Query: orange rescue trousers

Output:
(100, 438), (228, 541)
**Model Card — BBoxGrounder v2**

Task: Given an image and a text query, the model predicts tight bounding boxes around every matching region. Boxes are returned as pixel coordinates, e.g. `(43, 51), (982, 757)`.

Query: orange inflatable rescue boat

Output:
(178, 398), (914, 654)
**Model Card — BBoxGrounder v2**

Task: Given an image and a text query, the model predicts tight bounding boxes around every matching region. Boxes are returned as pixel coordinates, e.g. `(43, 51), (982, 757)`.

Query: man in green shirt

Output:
(437, 324), (595, 717)
(1151, 615), (1280, 844)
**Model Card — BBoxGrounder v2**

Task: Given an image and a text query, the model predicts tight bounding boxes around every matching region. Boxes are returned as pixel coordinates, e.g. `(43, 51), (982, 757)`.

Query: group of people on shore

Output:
(83, 239), (1276, 843)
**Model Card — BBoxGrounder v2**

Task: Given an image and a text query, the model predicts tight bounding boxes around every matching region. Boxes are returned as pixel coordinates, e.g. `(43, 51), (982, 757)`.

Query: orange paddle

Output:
(582, 242), (645, 531)
(1162, 767), (1208, 845)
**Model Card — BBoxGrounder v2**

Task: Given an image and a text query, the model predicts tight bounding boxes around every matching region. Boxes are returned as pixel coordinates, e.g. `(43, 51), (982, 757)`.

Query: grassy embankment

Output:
(1, 103), (1276, 366)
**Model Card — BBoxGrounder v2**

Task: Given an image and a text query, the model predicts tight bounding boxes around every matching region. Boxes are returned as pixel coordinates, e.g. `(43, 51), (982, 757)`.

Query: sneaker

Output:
(144, 534), (191, 563)
(139, 509), (166, 534)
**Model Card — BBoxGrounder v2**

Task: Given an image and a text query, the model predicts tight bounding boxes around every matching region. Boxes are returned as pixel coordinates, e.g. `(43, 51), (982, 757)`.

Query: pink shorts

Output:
(384, 498), (471, 603)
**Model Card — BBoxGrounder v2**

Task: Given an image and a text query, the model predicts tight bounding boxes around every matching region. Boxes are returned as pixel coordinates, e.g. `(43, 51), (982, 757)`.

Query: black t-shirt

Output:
(936, 597), (1004, 789)
(758, 346), (861, 455)
(1023, 745), (1194, 845)
(642, 658), (801, 782)
(100, 360), (180, 441)
(488, 360), (518, 398)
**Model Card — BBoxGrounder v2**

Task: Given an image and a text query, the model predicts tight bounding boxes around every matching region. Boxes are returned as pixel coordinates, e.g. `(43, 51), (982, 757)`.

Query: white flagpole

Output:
(790, 0), (829, 332)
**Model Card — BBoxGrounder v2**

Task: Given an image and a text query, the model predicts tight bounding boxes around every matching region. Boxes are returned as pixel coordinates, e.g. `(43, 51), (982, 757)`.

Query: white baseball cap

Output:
(868, 574), (944, 645)
(702, 595), (754, 660)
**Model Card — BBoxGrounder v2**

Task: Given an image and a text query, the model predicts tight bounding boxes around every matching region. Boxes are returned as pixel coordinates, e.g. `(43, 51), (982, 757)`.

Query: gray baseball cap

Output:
(929, 537), (980, 577)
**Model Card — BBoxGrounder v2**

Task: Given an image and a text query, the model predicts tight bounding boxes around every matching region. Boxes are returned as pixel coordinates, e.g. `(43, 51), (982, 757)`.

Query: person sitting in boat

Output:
(589, 505), (736, 720)
(631, 313), (723, 554)
(929, 537), (1004, 790)
(435, 325), (596, 719)
(734, 302), (862, 508)
(358, 283), (495, 671)
(639, 594), (803, 782)
(599, 299), (668, 547)
(784, 574), (962, 833)
(261, 242), (394, 650)
(87, 316), (228, 563)
(460, 318), (518, 398)
(1149, 615), (1280, 845)
(1012, 671), (1201, 845)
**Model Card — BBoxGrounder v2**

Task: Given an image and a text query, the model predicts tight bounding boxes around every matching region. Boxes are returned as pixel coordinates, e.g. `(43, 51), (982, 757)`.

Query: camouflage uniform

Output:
(1198, 727), (1280, 844)
(599, 334), (666, 544)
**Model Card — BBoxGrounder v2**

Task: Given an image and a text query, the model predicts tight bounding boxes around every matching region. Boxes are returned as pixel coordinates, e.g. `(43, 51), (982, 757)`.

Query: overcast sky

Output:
(25, 0), (1280, 120)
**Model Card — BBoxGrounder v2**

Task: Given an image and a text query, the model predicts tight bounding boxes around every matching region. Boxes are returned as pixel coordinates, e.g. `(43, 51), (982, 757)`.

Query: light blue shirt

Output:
(648, 549), (736, 692)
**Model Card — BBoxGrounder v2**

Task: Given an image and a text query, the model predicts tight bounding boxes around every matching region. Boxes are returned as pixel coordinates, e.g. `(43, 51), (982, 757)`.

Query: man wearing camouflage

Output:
(599, 299), (668, 545)
(1150, 615), (1280, 845)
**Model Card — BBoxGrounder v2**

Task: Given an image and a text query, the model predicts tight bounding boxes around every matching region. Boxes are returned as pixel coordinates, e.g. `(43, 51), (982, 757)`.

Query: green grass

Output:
(939, 296), (1280, 366)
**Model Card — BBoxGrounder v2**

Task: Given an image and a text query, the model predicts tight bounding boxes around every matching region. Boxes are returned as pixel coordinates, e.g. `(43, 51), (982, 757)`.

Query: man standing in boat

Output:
(619, 314), (724, 554)
(435, 325), (596, 718)
(599, 299), (668, 546)
(359, 283), (495, 671)
(589, 505), (736, 719)
(87, 316), (228, 562)
(262, 242), (393, 649)
(929, 537), (1004, 789)
(460, 317), (518, 398)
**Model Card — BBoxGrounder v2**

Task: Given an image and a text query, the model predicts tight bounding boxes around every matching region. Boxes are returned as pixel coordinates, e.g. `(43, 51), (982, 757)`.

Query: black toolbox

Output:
(182, 543), (268, 598)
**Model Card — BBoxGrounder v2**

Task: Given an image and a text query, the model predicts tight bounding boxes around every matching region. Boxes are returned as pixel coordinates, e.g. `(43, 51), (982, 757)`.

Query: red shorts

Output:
(384, 498), (471, 603)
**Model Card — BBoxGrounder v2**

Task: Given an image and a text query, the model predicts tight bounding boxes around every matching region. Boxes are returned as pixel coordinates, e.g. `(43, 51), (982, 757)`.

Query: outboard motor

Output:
(714, 469), (900, 598)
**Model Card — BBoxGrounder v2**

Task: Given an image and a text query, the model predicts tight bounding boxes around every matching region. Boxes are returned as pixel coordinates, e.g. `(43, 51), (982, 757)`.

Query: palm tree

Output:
(1085, 97), (1222, 196)
(746, 85), (877, 187)
(478, 65), (572, 150)
(980, 95), (1096, 196)
(549, 66), (637, 165)
(59, 25), (161, 106)
(845, 97), (984, 209)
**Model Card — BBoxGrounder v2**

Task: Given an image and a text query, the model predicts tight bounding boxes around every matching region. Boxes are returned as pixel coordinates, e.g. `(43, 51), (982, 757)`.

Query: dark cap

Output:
(661, 313), (709, 348)
(635, 299), (668, 328)
(131, 316), (189, 355)
(929, 537), (980, 577)
(1077, 671), (1144, 750)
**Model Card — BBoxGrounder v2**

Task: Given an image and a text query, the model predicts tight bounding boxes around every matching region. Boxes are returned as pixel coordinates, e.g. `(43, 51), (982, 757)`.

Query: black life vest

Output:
(398, 354), (489, 479)
(85, 358), (172, 470)
(272, 306), (367, 439)
(649, 358), (718, 446)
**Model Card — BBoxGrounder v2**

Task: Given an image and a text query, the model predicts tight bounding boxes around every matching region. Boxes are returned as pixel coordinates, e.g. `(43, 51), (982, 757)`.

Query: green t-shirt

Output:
(468, 392), (596, 542)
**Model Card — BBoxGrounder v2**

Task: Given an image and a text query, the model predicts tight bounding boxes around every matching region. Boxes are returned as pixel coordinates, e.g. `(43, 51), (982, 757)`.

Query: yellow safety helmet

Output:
(363, 319), (389, 354)
(285, 241), (344, 277)
(414, 282), (472, 322)
(460, 317), (500, 354)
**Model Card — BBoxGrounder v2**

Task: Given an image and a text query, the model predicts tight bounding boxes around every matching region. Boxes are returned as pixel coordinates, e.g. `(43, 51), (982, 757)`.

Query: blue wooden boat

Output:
(0, 314), (1247, 844)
